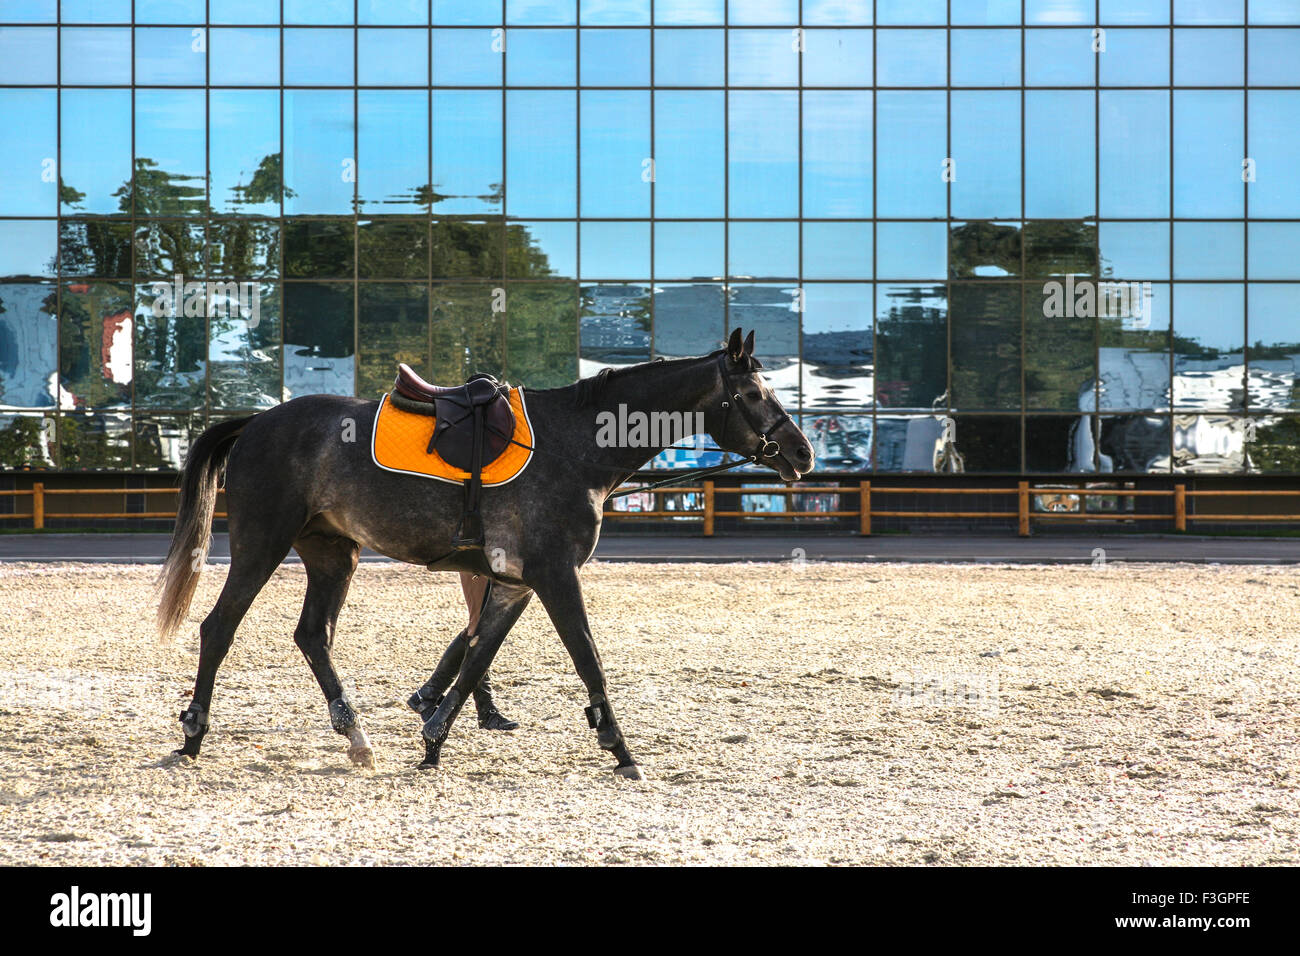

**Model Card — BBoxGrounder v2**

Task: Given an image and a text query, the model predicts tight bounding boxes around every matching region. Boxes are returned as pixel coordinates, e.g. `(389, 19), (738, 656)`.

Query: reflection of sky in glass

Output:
(877, 92), (945, 218)
(952, 92), (1021, 220)
(210, 90), (280, 215)
(729, 221), (798, 278)
(950, 29), (1019, 86)
(654, 29), (723, 86)
(506, 91), (576, 217)
(580, 221), (649, 278)
(580, 91), (650, 217)
(0, 28), (55, 84)
(654, 222), (724, 280)
(285, 29), (353, 85)
(728, 92), (797, 217)
(1175, 29), (1244, 84)
(433, 90), (501, 214)
(284, 90), (354, 215)
(61, 90), (131, 214)
(581, 29), (649, 85)
(655, 91), (724, 218)
(803, 91), (871, 218)
(211, 29), (279, 86)
(1026, 92), (1093, 219)
(61, 27), (131, 85)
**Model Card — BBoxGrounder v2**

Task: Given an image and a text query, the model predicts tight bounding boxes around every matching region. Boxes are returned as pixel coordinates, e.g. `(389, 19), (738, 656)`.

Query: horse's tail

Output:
(156, 415), (255, 639)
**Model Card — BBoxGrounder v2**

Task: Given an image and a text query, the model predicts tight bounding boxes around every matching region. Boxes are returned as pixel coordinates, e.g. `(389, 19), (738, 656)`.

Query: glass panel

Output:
(508, 28), (576, 85)
(506, 283), (578, 387)
(1174, 222), (1243, 279)
(358, 91), (430, 212)
(1174, 28), (1243, 86)
(580, 222), (650, 279)
(1026, 92), (1094, 219)
(506, 91), (576, 217)
(946, 415), (1021, 472)
(803, 91), (871, 218)
(133, 279), (207, 409)
(60, 90), (131, 215)
(729, 284), (799, 410)
(804, 0), (871, 24)
(1173, 283), (1245, 410)
(285, 29), (355, 85)
(60, 27), (131, 85)
(60, 282), (133, 408)
(1174, 91), (1243, 218)
(1099, 281), (1170, 410)
(135, 90), (207, 216)
(581, 28), (649, 85)
(508, 0), (576, 25)
(283, 281), (355, 399)
(878, 0), (943, 26)
(210, 89), (281, 216)
(876, 222), (947, 280)
(729, 29), (799, 86)
(801, 283), (872, 410)
(0, 413), (55, 468)
(60, 0), (132, 21)
(654, 0), (723, 25)
(1175, 0), (1243, 25)
(285, 219), (353, 277)
(654, 91), (724, 218)
(1248, 283), (1300, 411)
(135, 28), (207, 86)
(1100, 92), (1170, 218)
(506, 220), (574, 277)
(804, 413), (871, 469)
(803, 222), (872, 280)
(359, 219), (429, 279)
(728, 92), (797, 217)
(0, 27), (56, 84)
(434, 220), (505, 278)
(133, 413), (205, 470)
(804, 29), (872, 86)
(1025, 285), (1096, 412)
(728, 0), (798, 24)
(872, 414), (934, 471)
(581, 0), (650, 26)
(1249, 223), (1300, 279)
(1099, 222), (1169, 279)
(1245, 416), (1300, 472)
(284, 90), (354, 215)
(950, 221), (1021, 279)
(952, 0), (1020, 24)
(876, 283), (947, 409)
(58, 411), (132, 470)
(877, 92), (945, 218)
(876, 29), (946, 86)
(1099, 414), (1170, 471)
(433, 28), (502, 85)
(0, 220), (57, 280)
(654, 221), (723, 280)
(0, 90), (56, 216)
(434, 0), (503, 25)
(1026, 28), (1095, 86)
(653, 28), (724, 86)
(951, 92), (1021, 220)
(950, 28), (1021, 87)
(59, 220), (132, 278)
(1249, 92), (1300, 218)
(359, 0), (427, 24)
(358, 28), (428, 85)
(1027, 0), (1092, 24)
(1024, 220), (1098, 278)
(135, 0), (203, 20)
(1025, 416), (1096, 472)
(357, 283), (429, 398)
(580, 284), (651, 372)
(950, 283), (1022, 411)
(580, 91), (650, 217)
(653, 283), (724, 358)
(1173, 413), (1247, 472)
(728, 221), (797, 279)
(210, 0), (279, 23)
(210, 28), (280, 86)
(0, 284), (57, 409)
(1100, 0), (1167, 23)
(431, 283), (505, 384)
(1101, 29), (1169, 85)
(285, 0), (353, 24)
(134, 220), (205, 278)
(1252, 0), (1300, 24)
(210, 282), (280, 410)
(209, 220), (281, 279)
(433, 90), (502, 215)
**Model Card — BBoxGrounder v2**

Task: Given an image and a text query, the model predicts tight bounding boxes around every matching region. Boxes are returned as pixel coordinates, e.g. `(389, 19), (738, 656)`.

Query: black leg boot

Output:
(474, 670), (519, 731)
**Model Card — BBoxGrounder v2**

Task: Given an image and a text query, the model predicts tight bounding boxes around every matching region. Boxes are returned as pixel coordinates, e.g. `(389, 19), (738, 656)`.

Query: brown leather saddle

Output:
(391, 363), (517, 551)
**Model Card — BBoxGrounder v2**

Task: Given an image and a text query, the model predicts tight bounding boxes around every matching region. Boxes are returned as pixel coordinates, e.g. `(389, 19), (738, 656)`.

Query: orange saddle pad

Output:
(370, 387), (534, 486)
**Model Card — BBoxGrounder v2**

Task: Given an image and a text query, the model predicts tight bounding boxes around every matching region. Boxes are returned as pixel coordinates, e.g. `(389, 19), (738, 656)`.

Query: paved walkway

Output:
(0, 532), (1295, 565)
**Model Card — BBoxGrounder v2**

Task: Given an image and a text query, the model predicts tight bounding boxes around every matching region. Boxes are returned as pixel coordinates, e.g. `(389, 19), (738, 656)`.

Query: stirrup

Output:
(452, 512), (484, 551)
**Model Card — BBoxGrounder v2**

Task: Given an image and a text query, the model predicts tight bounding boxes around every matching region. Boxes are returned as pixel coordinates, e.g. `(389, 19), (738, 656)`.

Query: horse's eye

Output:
(746, 390), (762, 401)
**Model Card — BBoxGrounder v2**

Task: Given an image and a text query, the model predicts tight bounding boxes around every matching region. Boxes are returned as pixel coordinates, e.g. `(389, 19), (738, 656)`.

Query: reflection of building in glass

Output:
(0, 7), (1297, 476)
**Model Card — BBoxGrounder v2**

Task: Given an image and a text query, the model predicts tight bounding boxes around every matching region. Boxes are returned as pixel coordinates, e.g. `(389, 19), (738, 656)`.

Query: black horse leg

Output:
(534, 569), (642, 780)
(419, 584), (533, 768)
(291, 533), (374, 768)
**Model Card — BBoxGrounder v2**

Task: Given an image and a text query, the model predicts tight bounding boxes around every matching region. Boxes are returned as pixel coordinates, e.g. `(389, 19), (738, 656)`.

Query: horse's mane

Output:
(569, 351), (724, 407)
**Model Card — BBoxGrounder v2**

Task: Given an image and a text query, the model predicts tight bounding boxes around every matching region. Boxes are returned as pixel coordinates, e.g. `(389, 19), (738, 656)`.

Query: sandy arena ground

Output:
(0, 559), (1296, 866)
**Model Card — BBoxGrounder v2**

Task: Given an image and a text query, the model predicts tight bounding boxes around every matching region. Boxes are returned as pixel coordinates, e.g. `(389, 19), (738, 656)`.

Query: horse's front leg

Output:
(418, 583), (533, 768)
(533, 568), (642, 780)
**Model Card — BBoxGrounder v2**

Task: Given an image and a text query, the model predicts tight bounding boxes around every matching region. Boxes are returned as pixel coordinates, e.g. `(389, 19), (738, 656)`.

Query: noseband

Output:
(716, 352), (793, 462)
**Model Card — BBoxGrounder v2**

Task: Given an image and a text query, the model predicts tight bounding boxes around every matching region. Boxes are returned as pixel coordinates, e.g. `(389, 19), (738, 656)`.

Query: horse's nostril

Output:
(797, 447), (813, 463)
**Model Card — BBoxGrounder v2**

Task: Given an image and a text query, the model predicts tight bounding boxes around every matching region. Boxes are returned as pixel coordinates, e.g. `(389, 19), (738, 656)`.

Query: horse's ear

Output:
(743, 330), (755, 357)
(727, 327), (744, 362)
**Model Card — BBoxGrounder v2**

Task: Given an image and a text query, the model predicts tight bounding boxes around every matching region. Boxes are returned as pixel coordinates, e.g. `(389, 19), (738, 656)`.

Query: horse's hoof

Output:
(613, 763), (644, 781)
(478, 710), (519, 732)
(347, 745), (376, 770)
(417, 760), (439, 771)
(161, 750), (195, 767)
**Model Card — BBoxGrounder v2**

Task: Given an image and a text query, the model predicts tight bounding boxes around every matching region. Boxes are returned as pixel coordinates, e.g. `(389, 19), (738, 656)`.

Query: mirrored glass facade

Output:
(1, 1), (1298, 474)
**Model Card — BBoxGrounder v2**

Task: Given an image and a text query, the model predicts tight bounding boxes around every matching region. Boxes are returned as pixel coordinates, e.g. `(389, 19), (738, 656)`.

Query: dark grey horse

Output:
(156, 329), (814, 779)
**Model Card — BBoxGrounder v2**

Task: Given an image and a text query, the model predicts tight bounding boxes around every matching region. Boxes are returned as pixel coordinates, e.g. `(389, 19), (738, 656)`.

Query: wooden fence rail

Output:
(2, 481), (1299, 536)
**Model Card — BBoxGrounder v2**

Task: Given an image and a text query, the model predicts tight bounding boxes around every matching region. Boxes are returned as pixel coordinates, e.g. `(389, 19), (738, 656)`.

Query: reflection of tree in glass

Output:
(875, 285), (947, 408)
(0, 417), (50, 468)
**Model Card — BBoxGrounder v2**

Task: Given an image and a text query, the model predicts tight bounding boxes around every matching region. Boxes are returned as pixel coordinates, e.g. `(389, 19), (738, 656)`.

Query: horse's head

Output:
(707, 328), (815, 482)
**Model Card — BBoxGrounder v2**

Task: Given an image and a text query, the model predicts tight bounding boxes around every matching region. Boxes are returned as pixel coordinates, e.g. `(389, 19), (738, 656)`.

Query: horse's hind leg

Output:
(291, 533), (374, 769)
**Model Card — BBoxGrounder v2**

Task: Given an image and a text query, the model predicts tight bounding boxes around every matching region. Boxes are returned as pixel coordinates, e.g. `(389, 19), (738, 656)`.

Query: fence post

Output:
(859, 480), (871, 536)
(703, 480), (714, 537)
(1017, 481), (1029, 537)
(32, 482), (44, 530)
(1174, 483), (1186, 532)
